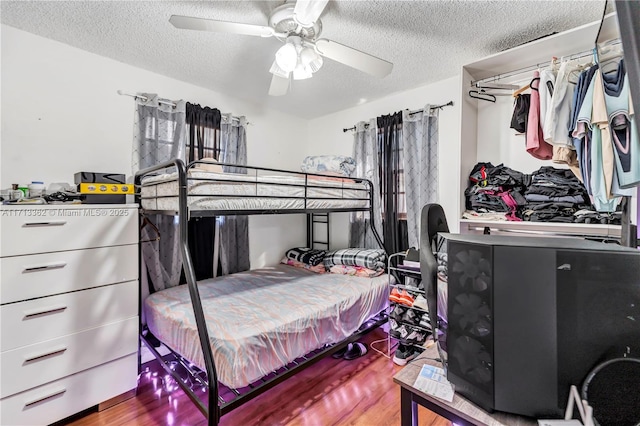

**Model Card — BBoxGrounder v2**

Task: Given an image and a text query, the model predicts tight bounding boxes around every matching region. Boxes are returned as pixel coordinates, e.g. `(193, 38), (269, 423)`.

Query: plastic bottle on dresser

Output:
(28, 181), (45, 197)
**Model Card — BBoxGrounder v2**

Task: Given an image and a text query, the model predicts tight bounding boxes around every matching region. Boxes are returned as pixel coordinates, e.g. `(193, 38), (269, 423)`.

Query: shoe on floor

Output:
(332, 343), (353, 359)
(344, 342), (368, 360)
(393, 344), (418, 366)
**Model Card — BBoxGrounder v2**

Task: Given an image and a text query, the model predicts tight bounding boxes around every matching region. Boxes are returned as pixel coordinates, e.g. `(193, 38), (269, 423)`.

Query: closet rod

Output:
(117, 90), (243, 123)
(470, 39), (621, 87)
(342, 100), (454, 132)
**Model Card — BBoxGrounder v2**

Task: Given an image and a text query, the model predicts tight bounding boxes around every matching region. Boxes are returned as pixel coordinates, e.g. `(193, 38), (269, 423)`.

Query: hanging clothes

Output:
(570, 65), (599, 191)
(601, 60), (640, 189)
(545, 61), (576, 147)
(539, 68), (556, 141)
(592, 66), (635, 200)
(574, 69), (617, 212)
(510, 93), (530, 134)
(526, 71), (553, 160)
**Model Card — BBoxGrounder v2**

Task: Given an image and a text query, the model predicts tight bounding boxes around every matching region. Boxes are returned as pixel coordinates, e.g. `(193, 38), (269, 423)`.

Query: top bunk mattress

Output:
(140, 170), (370, 212)
(143, 264), (390, 388)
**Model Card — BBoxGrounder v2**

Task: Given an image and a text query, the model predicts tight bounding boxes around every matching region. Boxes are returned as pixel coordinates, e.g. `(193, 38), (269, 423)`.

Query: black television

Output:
(421, 232), (640, 418)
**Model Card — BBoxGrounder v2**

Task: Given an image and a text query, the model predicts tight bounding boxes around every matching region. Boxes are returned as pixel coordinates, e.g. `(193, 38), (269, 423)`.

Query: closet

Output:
(456, 12), (637, 243)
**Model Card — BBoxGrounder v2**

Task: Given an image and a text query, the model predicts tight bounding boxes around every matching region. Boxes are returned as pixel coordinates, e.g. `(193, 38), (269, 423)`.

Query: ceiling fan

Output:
(169, 0), (394, 96)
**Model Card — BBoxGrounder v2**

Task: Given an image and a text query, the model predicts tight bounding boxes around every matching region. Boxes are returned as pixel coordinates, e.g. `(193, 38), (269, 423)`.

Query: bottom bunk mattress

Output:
(143, 264), (390, 388)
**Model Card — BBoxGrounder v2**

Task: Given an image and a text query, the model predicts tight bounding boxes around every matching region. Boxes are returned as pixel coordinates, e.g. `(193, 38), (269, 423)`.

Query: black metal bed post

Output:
(175, 160), (221, 426)
(135, 159), (221, 426)
(365, 179), (385, 251)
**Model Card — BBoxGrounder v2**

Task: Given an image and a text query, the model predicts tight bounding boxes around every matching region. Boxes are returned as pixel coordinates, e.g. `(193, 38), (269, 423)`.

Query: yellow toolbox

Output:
(78, 183), (134, 194)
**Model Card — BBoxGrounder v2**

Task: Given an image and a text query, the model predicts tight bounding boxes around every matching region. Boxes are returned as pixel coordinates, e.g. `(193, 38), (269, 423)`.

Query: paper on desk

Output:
(413, 364), (455, 402)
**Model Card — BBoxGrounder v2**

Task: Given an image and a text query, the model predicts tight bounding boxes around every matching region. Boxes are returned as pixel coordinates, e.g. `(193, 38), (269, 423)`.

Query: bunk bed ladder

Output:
(307, 213), (330, 250)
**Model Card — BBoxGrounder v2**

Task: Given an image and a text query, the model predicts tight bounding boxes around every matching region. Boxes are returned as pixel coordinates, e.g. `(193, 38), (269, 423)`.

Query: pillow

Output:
(329, 265), (384, 278)
(301, 155), (356, 177)
(192, 157), (223, 173)
(281, 257), (326, 274)
(285, 247), (326, 266)
(323, 248), (386, 271)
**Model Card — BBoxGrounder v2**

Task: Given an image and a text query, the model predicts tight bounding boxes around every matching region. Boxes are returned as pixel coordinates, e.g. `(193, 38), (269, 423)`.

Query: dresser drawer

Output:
(0, 317), (138, 398)
(0, 244), (138, 304)
(0, 353), (137, 426)
(1, 281), (138, 351)
(0, 205), (138, 257)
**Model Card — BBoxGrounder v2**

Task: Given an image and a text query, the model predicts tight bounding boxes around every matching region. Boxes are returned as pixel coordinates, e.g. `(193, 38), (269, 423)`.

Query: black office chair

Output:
(419, 204), (450, 350)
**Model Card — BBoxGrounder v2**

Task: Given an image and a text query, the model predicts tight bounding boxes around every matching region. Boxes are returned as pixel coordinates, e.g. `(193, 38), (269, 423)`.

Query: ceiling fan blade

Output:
(269, 74), (289, 96)
(169, 15), (274, 37)
(293, 0), (329, 26)
(314, 39), (393, 78)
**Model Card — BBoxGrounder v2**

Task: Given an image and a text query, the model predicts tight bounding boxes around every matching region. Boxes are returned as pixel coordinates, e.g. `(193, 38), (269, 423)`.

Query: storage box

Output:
(74, 172), (126, 204)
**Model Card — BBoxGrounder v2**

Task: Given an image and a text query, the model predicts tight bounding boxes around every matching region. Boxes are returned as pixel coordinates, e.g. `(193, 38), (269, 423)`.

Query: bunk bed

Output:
(134, 159), (389, 426)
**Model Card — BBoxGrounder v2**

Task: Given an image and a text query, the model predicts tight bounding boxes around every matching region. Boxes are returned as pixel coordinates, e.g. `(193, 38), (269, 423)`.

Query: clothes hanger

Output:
(596, 43), (623, 75)
(469, 89), (497, 103)
(512, 84), (530, 98)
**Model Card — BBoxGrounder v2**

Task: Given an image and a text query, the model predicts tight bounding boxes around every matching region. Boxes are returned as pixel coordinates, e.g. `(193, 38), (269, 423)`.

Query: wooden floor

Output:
(62, 328), (452, 426)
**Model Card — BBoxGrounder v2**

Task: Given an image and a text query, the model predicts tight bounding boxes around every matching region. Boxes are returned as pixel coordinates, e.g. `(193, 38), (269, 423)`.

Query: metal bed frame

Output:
(134, 158), (386, 426)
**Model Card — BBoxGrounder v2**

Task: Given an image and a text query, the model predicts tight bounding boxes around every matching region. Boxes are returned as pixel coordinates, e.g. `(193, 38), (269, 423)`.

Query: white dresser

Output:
(0, 204), (139, 426)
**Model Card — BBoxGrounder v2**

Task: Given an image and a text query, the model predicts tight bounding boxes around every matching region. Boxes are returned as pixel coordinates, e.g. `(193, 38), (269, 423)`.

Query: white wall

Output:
(0, 25), (308, 268)
(306, 76), (463, 249)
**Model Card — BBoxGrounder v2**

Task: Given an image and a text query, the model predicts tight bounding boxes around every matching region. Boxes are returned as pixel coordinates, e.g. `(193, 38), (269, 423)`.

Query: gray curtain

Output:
(349, 119), (383, 249)
(402, 105), (439, 249)
(219, 113), (250, 274)
(132, 93), (186, 291)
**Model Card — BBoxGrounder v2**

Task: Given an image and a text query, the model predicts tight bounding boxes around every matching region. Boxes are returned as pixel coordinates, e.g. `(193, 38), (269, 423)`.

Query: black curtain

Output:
(183, 103), (221, 281)
(377, 111), (407, 254)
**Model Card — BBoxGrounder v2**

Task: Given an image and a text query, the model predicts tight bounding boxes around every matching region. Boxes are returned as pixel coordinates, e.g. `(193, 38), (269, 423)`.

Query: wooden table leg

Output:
(400, 387), (418, 426)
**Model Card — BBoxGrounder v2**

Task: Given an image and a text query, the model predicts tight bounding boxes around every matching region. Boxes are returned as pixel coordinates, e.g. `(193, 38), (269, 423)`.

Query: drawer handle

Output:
(24, 346), (68, 363)
(23, 262), (67, 273)
(23, 305), (68, 318)
(24, 387), (67, 407)
(22, 221), (67, 227)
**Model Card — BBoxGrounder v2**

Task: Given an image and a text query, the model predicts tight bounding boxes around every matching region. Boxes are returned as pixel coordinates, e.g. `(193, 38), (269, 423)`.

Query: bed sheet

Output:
(140, 170), (369, 211)
(143, 264), (390, 388)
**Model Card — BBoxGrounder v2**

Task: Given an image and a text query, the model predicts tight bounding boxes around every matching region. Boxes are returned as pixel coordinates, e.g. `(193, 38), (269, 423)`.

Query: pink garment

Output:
(526, 71), (554, 160)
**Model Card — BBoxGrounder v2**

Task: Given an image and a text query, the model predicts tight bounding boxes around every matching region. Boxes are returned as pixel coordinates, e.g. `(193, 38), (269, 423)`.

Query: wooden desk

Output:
(392, 346), (537, 426)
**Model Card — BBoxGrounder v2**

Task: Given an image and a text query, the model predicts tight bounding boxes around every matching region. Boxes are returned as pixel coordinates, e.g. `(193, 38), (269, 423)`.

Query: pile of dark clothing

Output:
(465, 162), (530, 221)
(522, 167), (591, 223)
(464, 163), (622, 224)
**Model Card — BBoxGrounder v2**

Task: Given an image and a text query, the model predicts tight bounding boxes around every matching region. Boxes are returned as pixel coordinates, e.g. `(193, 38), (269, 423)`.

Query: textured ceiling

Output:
(1, 0), (606, 119)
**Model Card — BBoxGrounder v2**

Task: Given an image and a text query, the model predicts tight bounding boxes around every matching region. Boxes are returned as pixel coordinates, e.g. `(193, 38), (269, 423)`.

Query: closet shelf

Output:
(460, 219), (622, 240)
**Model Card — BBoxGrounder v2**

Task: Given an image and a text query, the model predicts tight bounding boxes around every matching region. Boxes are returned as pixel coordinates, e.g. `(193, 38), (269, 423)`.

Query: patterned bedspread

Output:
(144, 264), (390, 388)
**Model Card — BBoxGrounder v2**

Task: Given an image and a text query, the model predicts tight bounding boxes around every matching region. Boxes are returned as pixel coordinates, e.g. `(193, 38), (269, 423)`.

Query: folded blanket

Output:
(301, 155), (356, 177)
(280, 258), (326, 274)
(329, 265), (383, 278)
(285, 247), (326, 266)
(324, 248), (386, 271)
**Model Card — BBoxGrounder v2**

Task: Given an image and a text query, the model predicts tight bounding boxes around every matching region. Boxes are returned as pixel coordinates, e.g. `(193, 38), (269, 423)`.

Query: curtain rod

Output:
(117, 90), (244, 123)
(342, 100), (454, 133)
(470, 39), (621, 86)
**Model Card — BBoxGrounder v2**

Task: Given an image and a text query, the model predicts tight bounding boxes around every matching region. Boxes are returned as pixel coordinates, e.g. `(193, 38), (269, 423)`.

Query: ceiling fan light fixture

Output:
(299, 46), (323, 73)
(269, 60), (290, 78)
(275, 42), (298, 73)
(292, 63), (312, 80)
